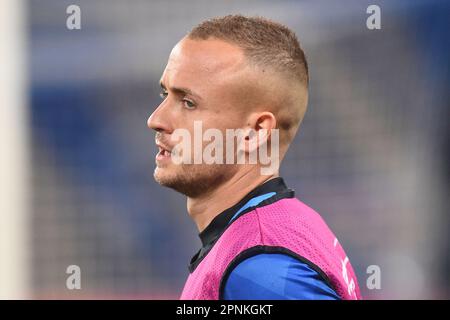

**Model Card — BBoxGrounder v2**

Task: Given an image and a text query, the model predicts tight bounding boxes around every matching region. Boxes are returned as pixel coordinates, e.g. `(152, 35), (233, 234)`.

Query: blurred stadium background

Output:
(0, 0), (449, 299)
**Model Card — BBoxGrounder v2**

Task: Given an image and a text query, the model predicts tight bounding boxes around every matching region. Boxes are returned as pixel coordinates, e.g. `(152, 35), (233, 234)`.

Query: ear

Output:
(245, 112), (277, 153)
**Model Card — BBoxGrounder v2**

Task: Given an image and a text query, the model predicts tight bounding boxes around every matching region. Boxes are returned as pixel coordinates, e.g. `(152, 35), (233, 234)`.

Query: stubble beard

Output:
(154, 162), (237, 198)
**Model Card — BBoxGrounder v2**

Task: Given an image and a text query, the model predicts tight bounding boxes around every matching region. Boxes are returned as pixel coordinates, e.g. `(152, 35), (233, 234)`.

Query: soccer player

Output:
(147, 15), (361, 300)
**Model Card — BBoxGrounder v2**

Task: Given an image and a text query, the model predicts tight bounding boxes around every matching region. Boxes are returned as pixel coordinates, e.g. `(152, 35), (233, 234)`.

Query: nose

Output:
(147, 101), (171, 133)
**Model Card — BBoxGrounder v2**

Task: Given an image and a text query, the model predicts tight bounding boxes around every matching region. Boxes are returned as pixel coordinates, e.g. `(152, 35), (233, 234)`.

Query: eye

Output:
(183, 99), (196, 109)
(159, 91), (168, 99)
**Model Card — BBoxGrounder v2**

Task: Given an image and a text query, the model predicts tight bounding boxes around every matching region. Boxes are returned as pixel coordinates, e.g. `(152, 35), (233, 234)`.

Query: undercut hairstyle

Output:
(188, 15), (309, 87)
(188, 15), (309, 155)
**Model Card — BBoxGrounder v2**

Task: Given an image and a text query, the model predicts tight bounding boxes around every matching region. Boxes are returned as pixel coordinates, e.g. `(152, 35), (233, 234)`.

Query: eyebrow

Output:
(160, 82), (203, 101)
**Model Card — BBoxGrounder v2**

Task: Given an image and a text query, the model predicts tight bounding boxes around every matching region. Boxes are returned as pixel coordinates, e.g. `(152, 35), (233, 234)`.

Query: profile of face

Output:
(147, 38), (261, 197)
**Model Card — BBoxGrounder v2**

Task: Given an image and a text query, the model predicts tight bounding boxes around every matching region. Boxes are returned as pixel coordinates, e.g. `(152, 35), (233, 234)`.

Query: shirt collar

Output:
(198, 177), (292, 247)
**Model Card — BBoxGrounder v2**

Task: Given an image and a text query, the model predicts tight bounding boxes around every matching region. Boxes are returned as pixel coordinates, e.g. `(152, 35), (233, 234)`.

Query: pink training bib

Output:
(181, 197), (361, 300)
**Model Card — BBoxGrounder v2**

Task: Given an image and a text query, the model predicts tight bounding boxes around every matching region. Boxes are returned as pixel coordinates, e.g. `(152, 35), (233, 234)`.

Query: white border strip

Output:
(0, 0), (30, 299)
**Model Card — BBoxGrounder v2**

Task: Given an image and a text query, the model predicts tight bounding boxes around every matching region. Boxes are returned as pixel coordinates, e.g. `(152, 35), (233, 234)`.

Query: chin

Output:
(153, 163), (235, 198)
(154, 166), (183, 188)
(153, 165), (201, 197)
(154, 166), (173, 185)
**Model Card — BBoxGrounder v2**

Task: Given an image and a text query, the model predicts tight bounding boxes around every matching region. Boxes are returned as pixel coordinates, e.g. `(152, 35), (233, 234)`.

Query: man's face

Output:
(147, 38), (252, 197)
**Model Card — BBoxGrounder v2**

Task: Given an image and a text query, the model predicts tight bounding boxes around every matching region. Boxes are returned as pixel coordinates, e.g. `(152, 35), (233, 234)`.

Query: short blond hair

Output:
(188, 15), (309, 87)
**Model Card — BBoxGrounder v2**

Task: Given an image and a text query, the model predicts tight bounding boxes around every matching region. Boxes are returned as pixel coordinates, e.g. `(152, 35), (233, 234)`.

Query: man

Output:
(147, 15), (361, 300)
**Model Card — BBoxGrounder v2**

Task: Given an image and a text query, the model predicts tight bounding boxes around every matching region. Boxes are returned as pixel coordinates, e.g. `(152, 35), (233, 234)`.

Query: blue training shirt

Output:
(223, 253), (339, 300)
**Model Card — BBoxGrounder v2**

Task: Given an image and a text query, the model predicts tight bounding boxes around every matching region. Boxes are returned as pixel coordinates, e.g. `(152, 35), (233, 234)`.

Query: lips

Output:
(158, 147), (171, 157)
(155, 141), (173, 161)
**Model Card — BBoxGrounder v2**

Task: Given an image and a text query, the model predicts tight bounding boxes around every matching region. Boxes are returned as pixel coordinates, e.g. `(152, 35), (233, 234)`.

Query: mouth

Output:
(156, 143), (172, 162)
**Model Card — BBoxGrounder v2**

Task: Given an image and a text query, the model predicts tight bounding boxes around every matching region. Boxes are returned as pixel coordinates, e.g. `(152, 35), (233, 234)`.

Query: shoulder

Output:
(221, 252), (340, 300)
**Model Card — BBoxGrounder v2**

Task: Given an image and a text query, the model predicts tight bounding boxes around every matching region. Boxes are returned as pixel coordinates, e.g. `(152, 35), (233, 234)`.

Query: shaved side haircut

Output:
(188, 15), (309, 150)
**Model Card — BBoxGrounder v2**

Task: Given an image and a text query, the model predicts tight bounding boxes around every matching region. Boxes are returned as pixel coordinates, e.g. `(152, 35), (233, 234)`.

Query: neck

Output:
(187, 167), (278, 232)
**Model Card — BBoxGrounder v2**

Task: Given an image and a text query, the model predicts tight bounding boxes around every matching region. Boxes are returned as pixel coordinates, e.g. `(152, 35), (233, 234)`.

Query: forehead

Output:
(161, 38), (246, 90)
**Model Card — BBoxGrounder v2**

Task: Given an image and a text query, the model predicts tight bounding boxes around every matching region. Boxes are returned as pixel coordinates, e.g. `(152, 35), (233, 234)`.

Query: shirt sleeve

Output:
(222, 253), (340, 300)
